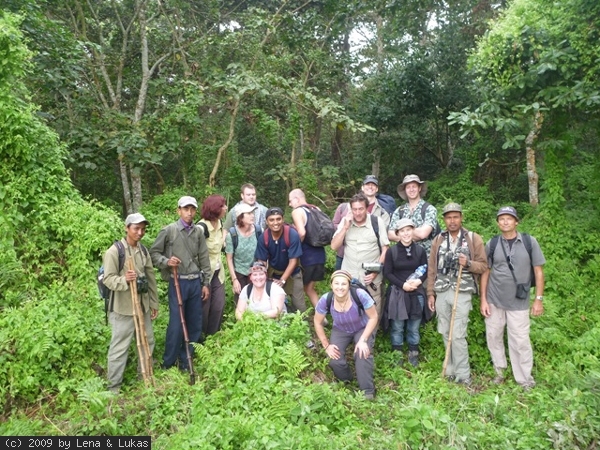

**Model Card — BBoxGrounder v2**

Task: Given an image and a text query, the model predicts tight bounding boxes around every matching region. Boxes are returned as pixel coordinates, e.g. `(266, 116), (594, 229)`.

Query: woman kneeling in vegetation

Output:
(313, 270), (379, 400)
(235, 262), (286, 320)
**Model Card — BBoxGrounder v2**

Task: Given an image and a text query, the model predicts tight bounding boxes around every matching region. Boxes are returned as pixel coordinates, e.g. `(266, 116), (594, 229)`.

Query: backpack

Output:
(398, 201), (441, 239)
(301, 204), (335, 247)
(488, 233), (536, 287)
(196, 221), (210, 239)
(97, 240), (149, 323)
(246, 280), (273, 298)
(325, 280), (375, 317)
(375, 194), (397, 216)
(229, 226), (261, 252)
(263, 224), (292, 247)
(370, 214), (381, 254)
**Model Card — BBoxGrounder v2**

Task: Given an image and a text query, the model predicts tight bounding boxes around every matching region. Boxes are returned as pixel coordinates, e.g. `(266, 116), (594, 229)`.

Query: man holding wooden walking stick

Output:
(427, 203), (487, 386)
(103, 213), (159, 393)
(151, 196), (212, 373)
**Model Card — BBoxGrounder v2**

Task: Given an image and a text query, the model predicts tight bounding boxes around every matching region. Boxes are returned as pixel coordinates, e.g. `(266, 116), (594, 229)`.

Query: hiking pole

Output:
(172, 266), (196, 385)
(127, 258), (154, 386)
(442, 265), (463, 378)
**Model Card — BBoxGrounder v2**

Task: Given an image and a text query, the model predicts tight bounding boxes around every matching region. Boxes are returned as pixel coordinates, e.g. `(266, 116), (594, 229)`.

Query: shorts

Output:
(302, 264), (325, 285)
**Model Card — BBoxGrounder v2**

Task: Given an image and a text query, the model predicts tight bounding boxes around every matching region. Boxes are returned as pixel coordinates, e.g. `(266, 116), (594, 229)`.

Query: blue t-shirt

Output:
(254, 225), (303, 275)
(316, 288), (374, 334)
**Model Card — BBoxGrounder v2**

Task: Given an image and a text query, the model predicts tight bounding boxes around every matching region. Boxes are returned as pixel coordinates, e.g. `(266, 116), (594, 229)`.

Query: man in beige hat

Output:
(388, 174), (439, 257)
(427, 202), (487, 385)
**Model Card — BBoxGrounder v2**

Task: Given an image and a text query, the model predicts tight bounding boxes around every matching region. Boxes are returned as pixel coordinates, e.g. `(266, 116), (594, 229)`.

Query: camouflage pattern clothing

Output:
(431, 231), (477, 294)
(388, 199), (438, 256)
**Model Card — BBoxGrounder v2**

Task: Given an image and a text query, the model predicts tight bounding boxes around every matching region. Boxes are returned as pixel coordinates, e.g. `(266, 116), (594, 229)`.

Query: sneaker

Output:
(492, 367), (505, 384)
(306, 339), (316, 349)
(408, 351), (419, 367)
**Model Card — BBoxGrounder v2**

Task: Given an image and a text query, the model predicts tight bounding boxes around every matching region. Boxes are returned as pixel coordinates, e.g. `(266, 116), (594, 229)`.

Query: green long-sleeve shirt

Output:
(150, 221), (212, 286)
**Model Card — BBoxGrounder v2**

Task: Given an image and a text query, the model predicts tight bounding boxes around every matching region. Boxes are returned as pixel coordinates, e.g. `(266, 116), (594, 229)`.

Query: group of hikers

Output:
(102, 175), (546, 399)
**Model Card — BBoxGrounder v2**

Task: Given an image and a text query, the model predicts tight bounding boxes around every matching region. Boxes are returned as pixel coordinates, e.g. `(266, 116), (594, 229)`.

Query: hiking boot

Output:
(306, 339), (316, 349)
(444, 375), (456, 382)
(492, 367), (505, 385)
(519, 381), (536, 391)
(456, 377), (472, 386)
(408, 350), (419, 367)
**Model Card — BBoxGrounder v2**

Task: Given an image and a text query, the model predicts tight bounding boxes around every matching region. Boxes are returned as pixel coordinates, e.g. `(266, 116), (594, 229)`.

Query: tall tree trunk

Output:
(209, 99), (240, 187)
(525, 110), (544, 206)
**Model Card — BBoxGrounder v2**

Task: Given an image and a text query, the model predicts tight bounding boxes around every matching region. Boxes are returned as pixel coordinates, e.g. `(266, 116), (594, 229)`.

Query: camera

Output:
(362, 262), (383, 291)
(362, 262), (383, 274)
(137, 276), (149, 294)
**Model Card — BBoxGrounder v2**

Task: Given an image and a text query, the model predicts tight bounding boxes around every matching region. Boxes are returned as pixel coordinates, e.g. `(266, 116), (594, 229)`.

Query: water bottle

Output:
(407, 264), (427, 281)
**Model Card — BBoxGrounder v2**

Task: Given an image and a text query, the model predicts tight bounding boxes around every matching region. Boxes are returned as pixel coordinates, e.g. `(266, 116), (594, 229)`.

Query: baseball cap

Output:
(442, 203), (463, 215)
(178, 196), (198, 208)
(362, 175), (379, 186)
(237, 203), (258, 215)
(395, 218), (415, 230)
(266, 206), (284, 218)
(496, 206), (519, 221)
(125, 213), (149, 226)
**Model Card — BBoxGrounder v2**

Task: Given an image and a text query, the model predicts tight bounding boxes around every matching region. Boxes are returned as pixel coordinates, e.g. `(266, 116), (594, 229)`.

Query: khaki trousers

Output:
(435, 289), (472, 381)
(485, 303), (534, 385)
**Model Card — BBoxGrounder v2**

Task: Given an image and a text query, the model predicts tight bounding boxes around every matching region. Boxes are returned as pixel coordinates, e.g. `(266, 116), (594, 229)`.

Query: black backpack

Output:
(196, 221), (211, 239)
(97, 240), (148, 323)
(301, 205), (335, 247)
(325, 279), (375, 317)
(398, 201), (441, 239)
(488, 233), (536, 287)
(229, 226), (261, 252)
(246, 280), (273, 298)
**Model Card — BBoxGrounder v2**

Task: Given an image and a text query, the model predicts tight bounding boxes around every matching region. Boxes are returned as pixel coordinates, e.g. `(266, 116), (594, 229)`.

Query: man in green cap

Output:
(427, 203), (487, 385)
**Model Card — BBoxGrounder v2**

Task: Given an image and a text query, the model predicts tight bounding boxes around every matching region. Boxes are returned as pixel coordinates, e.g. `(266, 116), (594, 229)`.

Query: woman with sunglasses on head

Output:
(235, 262), (286, 320)
(197, 194), (229, 338)
(313, 270), (378, 400)
(383, 218), (428, 367)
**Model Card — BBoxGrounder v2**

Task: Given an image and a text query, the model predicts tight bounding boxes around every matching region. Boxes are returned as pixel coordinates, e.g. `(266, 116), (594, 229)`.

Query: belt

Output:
(171, 273), (201, 280)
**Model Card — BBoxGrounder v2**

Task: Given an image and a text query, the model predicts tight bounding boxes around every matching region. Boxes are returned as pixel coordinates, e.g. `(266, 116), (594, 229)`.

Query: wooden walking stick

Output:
(127, 257), (154, 386)
(442, 265), (463, 378)
(172, 266), (196, 385)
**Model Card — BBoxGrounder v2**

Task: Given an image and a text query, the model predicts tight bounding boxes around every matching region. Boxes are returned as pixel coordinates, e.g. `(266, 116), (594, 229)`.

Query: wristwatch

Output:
(281, 279), (286, 285)
(535, 295), (544, 301)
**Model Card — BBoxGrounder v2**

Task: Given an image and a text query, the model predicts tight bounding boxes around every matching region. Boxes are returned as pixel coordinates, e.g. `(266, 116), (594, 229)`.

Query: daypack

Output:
(97, 240), (149, 323)
(229, 226), (261, 252)
(196, 221), (210, 239)
(398, 201), (441, 239)
(246, 280), (273, 298)
(325, 279), (375, 317)
(376, 193), (397, 216)
(301, 204), (335, 247)
(263, 224), (292, 247)
(488, 233), (536, 287)
(370, 214), (381, 254)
